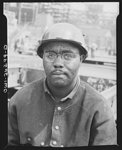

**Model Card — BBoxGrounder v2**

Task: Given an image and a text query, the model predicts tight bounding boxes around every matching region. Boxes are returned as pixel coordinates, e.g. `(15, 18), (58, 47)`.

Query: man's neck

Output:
(46, 77), (78, 101)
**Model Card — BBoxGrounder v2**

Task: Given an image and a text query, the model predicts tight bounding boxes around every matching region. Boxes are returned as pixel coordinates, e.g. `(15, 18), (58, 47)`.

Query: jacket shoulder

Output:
(9, 78), (44, 106)
(79, 79), (107, 110)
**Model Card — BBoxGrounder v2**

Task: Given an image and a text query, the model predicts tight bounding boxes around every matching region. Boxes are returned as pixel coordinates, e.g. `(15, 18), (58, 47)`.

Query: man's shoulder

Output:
(79, 79), (106, 109)
(9, 78), (45, 105)
(19, 78), (44, 94)
(79, 79), (103, 98)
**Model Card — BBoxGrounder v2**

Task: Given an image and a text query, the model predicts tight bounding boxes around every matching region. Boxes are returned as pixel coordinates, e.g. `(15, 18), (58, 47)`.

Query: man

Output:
(8, 23), (117, 147)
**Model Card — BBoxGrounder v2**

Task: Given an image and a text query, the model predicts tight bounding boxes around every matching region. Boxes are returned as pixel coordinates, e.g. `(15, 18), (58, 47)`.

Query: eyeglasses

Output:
(43, 51), (80, 62)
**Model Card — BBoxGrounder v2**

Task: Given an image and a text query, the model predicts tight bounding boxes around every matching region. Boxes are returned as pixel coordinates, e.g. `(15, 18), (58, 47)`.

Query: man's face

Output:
(43, 41), (83, 88)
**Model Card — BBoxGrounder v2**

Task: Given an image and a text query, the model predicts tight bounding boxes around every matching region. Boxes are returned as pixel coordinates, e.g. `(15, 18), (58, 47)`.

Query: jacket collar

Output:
(43, 77), (81, 102)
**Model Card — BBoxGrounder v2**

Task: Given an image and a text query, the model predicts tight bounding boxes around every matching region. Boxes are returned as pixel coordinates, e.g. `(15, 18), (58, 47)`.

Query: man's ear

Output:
(80, 55), (85, 62)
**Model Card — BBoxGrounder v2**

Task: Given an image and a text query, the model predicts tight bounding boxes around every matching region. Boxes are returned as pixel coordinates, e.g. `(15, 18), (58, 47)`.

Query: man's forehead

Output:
(43, 41), (79, 52)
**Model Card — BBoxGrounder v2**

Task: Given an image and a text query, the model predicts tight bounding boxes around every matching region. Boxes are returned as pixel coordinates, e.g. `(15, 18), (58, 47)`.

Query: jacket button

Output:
(57, 107), (61, 111)
(40, 141), (45, 146)
(51, 140), (57, 145)
(27, 137), (31, 142)
(53, 141), (57, 145)
(55, 125), (59, 130)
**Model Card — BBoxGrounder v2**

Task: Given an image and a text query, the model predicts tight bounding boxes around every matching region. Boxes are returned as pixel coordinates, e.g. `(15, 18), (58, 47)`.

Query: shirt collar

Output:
(43, 77), (50, 95)
(43, 77), (81, 102)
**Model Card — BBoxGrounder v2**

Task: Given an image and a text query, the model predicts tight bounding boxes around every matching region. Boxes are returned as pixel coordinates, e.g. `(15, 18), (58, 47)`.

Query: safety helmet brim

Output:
(37, 39), (88, 59)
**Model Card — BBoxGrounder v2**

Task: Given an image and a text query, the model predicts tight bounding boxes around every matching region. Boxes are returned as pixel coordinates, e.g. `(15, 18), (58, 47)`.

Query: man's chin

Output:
(51, 79), (67, 88)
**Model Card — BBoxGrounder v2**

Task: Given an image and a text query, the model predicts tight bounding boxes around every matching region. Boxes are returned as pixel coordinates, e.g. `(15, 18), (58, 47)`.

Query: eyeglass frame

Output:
(43, 50), (81, 62)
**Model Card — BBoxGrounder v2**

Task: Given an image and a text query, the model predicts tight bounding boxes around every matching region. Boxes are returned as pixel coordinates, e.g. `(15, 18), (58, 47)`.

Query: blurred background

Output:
(4, 2), (119, 121)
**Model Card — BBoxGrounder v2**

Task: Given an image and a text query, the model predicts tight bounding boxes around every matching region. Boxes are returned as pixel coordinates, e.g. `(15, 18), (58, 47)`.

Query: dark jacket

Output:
(8, 78), (117, 147)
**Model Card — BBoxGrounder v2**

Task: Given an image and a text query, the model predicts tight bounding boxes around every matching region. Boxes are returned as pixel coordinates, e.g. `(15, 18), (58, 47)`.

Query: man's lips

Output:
(51, 70), (65, 75)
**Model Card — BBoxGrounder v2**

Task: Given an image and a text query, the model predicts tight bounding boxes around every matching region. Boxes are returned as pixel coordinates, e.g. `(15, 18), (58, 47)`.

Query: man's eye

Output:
(47, 53), (55, 58)
(64, 53), (74, 59)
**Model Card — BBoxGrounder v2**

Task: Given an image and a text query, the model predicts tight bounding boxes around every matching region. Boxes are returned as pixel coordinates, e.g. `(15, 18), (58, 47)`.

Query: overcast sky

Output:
(69, 2), (119, 14)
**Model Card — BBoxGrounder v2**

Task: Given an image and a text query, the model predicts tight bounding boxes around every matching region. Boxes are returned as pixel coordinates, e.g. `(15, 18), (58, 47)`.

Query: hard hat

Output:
(37, 23), (88, 59)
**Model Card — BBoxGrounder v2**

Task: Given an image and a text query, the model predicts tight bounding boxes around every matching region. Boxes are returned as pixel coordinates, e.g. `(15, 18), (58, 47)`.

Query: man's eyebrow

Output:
(61, 50), (73, 53)
(44, 49), (74, 53)
(44, 49), (54, 52)
(61, 50), (80, 54)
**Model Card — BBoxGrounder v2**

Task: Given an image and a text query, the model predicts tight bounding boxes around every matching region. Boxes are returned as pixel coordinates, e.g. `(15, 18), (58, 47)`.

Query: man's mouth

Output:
(53, 72), (64, 75)
(52, 70), (65, 76)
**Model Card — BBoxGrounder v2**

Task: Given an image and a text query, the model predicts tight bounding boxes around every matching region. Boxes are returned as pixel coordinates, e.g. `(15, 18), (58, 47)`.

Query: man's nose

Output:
(53, 55), (64, 68)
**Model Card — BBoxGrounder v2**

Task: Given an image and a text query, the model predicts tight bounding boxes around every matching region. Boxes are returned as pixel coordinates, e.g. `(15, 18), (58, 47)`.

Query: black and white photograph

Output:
(3, 2), (119, 147)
